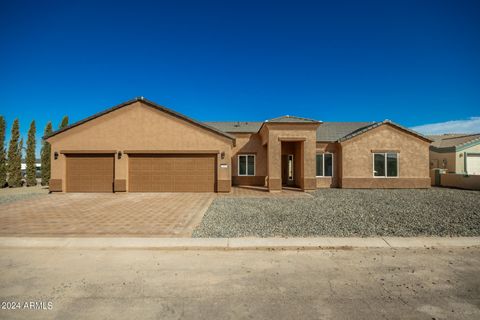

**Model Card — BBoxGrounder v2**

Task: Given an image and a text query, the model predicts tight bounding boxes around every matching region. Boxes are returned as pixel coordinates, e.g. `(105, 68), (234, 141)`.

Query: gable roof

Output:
(338, 120), (433, 143)
(266, 115), (320, 123)
(44, 97), (235, 141)
(316, 122), (375, 142)
(429, 133), (480, 150)
(204, 121), (263, 133)
(44, 98), (429, 145)
(204, 120), (429, 143)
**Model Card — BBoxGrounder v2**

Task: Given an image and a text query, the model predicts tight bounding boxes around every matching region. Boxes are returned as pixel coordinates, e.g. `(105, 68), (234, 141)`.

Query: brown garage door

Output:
(129, 154), (216, 192)
(66, 154), (114, 192)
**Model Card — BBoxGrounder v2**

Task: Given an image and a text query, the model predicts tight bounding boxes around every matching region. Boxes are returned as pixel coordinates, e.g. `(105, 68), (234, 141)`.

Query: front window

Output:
(316, 153), (333, 177)
(238, 154), (255, 176)
(373, 153), (398, 177)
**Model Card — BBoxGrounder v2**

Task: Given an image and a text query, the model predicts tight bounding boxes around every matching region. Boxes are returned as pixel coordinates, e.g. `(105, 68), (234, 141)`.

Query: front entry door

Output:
(282, 154), (295, 186)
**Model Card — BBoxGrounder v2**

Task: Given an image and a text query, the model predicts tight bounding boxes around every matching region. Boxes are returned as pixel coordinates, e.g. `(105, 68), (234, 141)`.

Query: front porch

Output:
(220, 186), (312, 198)
(260, 121), (320, 192)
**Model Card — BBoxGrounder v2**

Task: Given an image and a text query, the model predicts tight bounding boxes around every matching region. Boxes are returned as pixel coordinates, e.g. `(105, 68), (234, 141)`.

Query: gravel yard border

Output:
(0, 185), (49, 205)
(193, 188), (480, 237)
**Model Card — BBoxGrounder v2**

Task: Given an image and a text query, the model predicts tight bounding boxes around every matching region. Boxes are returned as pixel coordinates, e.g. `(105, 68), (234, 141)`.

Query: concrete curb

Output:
(0, 237), (479, 250)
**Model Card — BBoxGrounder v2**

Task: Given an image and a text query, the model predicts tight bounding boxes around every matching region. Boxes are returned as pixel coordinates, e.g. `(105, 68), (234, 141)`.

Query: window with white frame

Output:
(373, 153), (398, 177)
(316, 153), (333, 177)
(238, 154), (255, 176)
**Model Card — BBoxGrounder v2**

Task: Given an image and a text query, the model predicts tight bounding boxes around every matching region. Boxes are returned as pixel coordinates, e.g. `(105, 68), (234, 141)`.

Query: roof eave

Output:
(455, 137), (480, 152)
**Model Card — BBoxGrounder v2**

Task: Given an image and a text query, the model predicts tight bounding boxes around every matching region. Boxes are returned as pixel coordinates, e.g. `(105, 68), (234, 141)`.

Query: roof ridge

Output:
(441, 133), (480, 140)
(266, 115), (320, 123)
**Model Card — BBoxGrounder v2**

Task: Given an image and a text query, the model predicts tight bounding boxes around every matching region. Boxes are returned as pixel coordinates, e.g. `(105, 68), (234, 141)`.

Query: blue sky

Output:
(1, 0), (479, 155)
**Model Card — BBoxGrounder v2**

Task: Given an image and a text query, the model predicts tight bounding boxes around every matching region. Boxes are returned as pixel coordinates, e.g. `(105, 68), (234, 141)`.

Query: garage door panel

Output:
(129, 154), (215, 192)
(467, 154), (480, 175)
(66, 155), (114, 192)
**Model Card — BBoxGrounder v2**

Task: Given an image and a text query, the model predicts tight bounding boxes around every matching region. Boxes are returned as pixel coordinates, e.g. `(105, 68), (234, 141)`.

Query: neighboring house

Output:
(429, 134), (480, 175)
(45, 97), (432, 193)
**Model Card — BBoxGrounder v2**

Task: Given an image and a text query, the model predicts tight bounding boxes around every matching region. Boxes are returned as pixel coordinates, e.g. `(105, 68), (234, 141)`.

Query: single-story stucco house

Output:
(429, 133), (480, 175)
(44, 97), (432, 193)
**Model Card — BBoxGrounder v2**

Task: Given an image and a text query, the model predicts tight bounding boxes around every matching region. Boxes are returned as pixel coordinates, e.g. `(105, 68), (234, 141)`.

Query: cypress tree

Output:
(41, 122), (53, 186)
(7, 119), (22, 187)
(0, 116), (6, 187)
(59, 116), (69, 129)
(26, 121), (37, 186)
(18, 138), (23, 186)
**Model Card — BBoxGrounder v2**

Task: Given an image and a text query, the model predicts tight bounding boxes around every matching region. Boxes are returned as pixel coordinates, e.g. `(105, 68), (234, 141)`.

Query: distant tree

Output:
(7, 119), (22, 187)
(41, 122), (52, 186)
(0, 116), (6, 187)
(26, 121), (37, 186)
(59, 116), (69, 129)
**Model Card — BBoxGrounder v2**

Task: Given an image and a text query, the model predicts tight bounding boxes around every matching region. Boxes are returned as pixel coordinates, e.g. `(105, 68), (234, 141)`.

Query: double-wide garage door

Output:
(65, 153), (216, 192)
(66, 154), (114, 192)
(128, 154), (216, 192)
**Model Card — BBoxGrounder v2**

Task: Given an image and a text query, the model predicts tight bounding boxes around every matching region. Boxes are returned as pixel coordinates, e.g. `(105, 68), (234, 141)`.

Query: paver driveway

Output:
(0, 193), (215, 237)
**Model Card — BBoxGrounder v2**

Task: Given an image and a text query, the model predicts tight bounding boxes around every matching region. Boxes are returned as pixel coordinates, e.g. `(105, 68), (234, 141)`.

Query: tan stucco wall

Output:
(316, 142), (340, 188)
(261, 123), (319, 191)
(230, 133), (267, 186)
(429, 150), (456, 172)
(340, 124), (430, 188)
(47, 101), (233, 192)
(440, 173), (480, 190)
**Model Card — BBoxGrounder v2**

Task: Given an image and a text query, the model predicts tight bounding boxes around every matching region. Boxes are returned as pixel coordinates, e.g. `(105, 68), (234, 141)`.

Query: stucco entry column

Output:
(267, 139), (282, 191)
(302, 137), (317, 191)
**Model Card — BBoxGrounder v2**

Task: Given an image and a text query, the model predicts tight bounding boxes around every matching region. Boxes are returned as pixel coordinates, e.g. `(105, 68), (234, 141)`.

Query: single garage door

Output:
(66, 154), (114, 192)
(466, 154), (480, 175)
(129, 154), (216, 192)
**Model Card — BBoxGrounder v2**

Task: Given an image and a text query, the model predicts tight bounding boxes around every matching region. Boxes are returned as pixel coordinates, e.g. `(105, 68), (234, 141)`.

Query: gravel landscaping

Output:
(193, 188), (480, 237)
(0, 185), (49, 205)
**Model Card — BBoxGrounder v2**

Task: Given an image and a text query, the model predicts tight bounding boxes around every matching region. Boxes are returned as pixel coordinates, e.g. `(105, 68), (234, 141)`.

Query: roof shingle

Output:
(203, 122), (263, 133)
(316, 122), (375, 142)
(429, 133), (480, 149)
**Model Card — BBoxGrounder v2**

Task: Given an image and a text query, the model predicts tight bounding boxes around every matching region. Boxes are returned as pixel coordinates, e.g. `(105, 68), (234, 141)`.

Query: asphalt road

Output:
(0, 247), (479, 319)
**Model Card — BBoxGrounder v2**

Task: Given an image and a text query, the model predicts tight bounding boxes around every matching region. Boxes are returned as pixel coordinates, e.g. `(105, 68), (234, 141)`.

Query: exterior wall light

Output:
(221, 151), (225, 159)
(118, 151), (122, 159)
(54, 152), (58, 160)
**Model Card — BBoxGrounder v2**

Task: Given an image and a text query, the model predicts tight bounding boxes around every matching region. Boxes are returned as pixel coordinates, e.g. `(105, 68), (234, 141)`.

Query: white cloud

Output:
(411, 117), (480, 135)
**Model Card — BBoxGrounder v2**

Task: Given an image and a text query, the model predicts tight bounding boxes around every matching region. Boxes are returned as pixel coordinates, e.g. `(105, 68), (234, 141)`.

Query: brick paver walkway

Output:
(0, 193), (215, 237)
